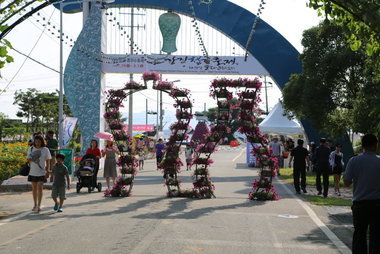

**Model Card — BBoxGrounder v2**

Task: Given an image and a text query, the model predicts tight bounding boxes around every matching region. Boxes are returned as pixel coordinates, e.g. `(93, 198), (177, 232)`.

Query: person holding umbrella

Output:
(102, 140), (118, 189)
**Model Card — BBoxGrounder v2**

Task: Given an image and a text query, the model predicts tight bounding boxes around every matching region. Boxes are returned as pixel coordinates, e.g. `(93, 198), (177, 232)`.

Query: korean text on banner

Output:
(62, 117), (78, 148)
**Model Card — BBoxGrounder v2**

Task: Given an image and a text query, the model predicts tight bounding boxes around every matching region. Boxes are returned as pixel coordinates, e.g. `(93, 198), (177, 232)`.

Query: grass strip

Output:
(302, 195), (352, 206)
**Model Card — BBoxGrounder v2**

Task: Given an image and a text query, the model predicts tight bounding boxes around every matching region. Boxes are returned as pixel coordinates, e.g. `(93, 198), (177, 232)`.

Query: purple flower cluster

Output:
(142, 71), (159, 81)
(170, 88), (189, 97)
(153, 81), (173, 90)
(125, 81), (145, 89)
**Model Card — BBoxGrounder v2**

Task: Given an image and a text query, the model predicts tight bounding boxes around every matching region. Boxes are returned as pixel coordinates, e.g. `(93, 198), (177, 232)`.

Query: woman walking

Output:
(27, 135), (52, 212)
(329, 144), (344, 196)
(102, 140), (118, 189)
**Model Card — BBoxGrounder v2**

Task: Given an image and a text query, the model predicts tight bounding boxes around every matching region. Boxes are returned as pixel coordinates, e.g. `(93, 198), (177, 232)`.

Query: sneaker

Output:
(323, 195), (328, 198)
(317, 191), (322, 195)
(296, 191), (301, 195)
(302, 189), (307, 194)
(57, 208), (63, 213)
(337, 192), (341, 196)
(53, 203), (59, 211)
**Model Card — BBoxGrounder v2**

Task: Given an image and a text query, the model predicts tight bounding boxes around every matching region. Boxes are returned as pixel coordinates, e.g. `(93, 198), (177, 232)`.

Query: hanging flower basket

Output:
(170, 89), (189, 97)
(142, 71), (159, 81)
(125, 81), (146, 90)
(169, 122), (189, 131)
(196, 143), (215, 154)
(174, 99), (192, 109)
(240, 100), (254, 110)
(218, 112), (230, 121)
(120, 167), (135, 175)
(215, 90), (231, 98)
(153, 81), (173, 90)
(108, 89), (126, 98)
(113, 131), (130, 141)
(193, 157), (213, 165)
(240, 91), (257, 99)
(103, 110), (121, 120)
(108, 121), (123, 130)
(245, 78), (262, 88)
(176, 111), (193, 120)
(194, 167), (208, 176)
(117, 155), (135, 166)
(165, 178), (181, 186)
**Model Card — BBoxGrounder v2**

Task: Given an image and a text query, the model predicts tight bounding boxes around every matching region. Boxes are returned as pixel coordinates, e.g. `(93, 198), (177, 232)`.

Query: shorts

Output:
(186, 158), (192, 164)
(28, 175), (47, 183)
(51, 185), (66, 200)
(332, 166), (343, 175)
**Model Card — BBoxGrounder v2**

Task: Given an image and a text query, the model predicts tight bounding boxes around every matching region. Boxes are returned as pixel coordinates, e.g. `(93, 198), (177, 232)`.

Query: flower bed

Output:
(0, 142), (28, 182)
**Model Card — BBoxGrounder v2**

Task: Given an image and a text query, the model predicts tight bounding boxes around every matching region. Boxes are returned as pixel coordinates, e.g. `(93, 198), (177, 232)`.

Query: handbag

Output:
(19, 162), (30, 176)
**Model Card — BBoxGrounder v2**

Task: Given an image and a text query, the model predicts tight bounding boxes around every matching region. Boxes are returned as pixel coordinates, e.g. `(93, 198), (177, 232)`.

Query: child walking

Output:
(137, 148), (145, 170)
(185, 144), (194, 171)
(51, 153), (70, 212)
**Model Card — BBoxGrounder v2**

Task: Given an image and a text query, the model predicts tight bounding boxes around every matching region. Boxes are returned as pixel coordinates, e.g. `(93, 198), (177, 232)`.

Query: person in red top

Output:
(86, 139), (101, 187)
(86, 139), (101, 162)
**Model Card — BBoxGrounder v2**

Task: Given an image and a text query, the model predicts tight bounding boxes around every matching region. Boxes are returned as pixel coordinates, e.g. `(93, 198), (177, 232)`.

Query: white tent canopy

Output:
(259, 103), (303, 135)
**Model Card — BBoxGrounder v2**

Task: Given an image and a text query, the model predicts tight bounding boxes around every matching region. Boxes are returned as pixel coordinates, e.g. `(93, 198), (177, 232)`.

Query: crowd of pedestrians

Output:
(282, 133), (380, 253)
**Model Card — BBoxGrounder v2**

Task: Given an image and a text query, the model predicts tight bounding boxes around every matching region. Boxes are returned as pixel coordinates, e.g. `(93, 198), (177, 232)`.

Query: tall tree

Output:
(308, 0), (380, 80)
(282, 22), (380, 137)
(13, 88), (71, 133)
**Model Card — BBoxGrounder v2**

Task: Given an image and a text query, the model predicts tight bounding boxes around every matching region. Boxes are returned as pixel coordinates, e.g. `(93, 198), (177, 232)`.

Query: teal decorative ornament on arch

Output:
(159, 11), (181, 54)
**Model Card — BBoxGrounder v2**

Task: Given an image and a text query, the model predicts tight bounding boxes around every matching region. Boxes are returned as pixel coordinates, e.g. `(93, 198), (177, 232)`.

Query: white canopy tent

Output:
(259, 103), (304, 135)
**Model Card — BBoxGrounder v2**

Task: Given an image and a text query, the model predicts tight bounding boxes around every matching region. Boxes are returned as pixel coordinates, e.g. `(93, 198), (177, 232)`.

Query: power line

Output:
(0, 8), (56, 96)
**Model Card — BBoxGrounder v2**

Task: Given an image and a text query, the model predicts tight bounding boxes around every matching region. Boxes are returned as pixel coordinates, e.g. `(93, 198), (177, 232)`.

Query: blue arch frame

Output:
(58, 0), (353, 158)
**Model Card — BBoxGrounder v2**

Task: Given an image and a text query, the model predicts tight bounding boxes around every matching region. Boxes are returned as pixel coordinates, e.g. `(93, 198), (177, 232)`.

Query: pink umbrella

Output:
(94, 131), (114, 141)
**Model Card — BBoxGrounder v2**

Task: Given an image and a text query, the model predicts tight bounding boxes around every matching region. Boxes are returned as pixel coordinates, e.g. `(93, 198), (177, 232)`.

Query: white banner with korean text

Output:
(62, 117), (78, 148)
(101, 54), (269, 75)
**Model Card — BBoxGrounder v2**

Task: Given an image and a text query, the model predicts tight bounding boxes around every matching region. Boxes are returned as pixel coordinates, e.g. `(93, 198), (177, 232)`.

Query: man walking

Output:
(344, 134), (380, 253)
(288, 139), (310, 194)
(269, 137), (282, 175)
(315, 138), (331, 197)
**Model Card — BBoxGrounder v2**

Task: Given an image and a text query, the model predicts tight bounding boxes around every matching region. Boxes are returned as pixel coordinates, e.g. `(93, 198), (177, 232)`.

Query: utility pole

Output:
(127, 7), (134, 137)
(145, 99), (148, 125)
(159, 91), (163, 131)
(156, 90), (159, 135)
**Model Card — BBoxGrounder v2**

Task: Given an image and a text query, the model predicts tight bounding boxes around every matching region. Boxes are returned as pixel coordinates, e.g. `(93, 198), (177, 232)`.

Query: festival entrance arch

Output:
(60, 0), (353, 157)
(0, 0), (353, 155)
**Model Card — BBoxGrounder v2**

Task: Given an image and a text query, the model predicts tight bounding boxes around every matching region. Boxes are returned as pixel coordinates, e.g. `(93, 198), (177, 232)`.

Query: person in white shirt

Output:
(27, 135), (52, 213)
(269, 137), (282, 175)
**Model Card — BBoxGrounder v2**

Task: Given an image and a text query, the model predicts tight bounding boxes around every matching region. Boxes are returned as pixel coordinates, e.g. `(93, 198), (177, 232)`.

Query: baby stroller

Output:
(75, 154), (102, 193)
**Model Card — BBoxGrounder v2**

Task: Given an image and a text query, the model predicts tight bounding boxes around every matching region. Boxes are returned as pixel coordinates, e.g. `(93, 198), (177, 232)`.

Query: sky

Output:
(0, 0), (322, 127)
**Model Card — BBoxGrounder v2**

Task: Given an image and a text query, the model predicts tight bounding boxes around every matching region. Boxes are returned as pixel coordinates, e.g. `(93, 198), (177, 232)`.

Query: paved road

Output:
(0, 147), (351, 253)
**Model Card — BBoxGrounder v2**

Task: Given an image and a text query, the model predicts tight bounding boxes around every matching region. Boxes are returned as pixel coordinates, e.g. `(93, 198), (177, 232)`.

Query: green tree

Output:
(282, 22), (379, 137)
(308, 0), (380, 79)
(0, 112), (25, 141)
(13, 88), (71, 133)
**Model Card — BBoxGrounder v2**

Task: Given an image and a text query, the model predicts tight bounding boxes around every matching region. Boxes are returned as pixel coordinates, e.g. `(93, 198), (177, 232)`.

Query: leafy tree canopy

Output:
(282, 22), (380, 137)
(308, 0), (380, 79)
(13, 88), (71, 133)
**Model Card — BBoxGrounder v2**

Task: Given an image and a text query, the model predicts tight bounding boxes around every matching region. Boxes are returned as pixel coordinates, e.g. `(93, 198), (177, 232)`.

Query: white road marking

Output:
(277, 178), (352, 254)
(232, 148), (246, 162)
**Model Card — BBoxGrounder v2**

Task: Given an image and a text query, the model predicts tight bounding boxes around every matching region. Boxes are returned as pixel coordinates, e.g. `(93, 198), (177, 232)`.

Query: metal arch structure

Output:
(56, 0), (353, 157)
